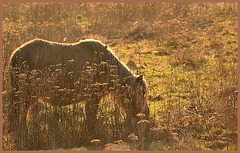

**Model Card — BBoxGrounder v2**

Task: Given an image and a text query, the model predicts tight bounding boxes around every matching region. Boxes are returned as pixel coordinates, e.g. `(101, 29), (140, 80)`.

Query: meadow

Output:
(2, 2), (238, 151)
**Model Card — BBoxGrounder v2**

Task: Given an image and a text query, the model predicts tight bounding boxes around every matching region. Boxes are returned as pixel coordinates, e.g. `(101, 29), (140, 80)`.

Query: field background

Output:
(2, 2), (238, 151)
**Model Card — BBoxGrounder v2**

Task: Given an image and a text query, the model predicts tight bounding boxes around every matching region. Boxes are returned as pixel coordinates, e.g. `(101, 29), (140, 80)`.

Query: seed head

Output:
(68, 59), (74, 63)
(53, 86), (60, 90)
(90, 139), (101, 146)
(137, 120), (150, 130)
(128, 133), (139, 142)
(137, 113), (145, 118)
(114, 140), (123, 144)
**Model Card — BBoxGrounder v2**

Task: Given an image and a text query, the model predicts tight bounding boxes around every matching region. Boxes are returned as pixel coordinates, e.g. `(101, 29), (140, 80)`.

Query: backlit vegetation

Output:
(2, 2), (238, 151)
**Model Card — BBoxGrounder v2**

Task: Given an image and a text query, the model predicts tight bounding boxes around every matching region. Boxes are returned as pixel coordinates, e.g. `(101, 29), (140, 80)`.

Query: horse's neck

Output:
(117, 62), (135, 86)
(99, 46), (135, 85)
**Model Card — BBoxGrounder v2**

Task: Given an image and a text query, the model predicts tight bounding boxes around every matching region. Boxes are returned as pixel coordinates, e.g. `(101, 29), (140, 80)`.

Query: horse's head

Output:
(129, 74), (149, 118)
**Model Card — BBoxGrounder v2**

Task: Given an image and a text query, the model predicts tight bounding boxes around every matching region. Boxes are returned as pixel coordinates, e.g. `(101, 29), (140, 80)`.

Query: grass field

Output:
(2, 2), (238, 151)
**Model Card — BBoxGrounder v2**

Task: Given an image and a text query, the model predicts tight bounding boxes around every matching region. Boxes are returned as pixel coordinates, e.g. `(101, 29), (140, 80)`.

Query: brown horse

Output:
(7, 38), (149, 149)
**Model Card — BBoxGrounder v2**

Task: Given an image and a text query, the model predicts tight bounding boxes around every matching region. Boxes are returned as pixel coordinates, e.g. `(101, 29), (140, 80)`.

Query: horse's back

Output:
(9, 39), (97, 71)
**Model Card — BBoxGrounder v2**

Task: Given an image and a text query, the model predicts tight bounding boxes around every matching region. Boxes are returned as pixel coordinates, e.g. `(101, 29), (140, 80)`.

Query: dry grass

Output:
(2, 2), (238, 151)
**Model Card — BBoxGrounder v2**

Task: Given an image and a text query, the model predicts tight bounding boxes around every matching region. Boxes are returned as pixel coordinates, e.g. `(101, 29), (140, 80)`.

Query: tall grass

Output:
(2, 2), (238, 151)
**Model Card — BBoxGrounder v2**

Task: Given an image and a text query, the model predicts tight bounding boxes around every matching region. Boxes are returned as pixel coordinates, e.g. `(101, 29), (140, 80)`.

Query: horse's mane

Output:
(79, 39), (136, 81)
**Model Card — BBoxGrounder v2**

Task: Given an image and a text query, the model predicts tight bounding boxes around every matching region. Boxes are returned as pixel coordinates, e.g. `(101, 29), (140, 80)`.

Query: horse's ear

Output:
(137, 74), (143, 83)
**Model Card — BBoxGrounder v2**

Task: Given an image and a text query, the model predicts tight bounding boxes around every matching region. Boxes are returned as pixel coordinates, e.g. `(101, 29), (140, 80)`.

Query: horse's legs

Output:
(85, 93), (100, 140)
(19, 101), (31, 150)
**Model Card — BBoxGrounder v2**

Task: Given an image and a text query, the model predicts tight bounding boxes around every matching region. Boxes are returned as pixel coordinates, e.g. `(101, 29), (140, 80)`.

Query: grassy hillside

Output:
(2, 2), (238, 151)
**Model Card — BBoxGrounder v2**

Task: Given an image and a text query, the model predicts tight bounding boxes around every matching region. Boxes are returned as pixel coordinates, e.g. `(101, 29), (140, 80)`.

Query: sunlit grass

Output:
(2, 2), (237, 151)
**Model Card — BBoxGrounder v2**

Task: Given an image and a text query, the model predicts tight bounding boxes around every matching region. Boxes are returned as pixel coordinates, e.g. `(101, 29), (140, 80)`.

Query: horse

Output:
(7, 38), (149, 149)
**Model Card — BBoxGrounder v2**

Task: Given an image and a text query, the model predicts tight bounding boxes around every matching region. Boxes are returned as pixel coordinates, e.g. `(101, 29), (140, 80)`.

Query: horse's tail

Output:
(7, 49), (32, 150)
(7, 48), (28, 134)
(7, 58), (21, 134)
